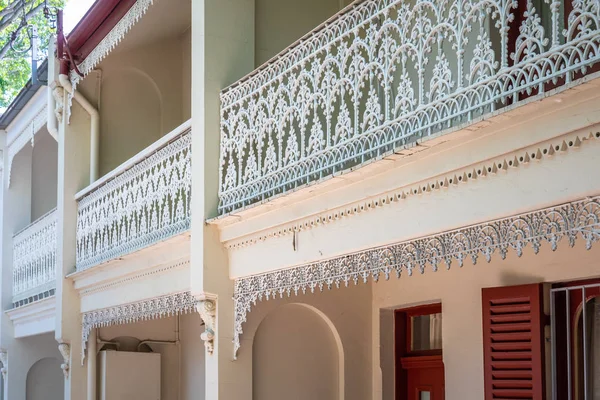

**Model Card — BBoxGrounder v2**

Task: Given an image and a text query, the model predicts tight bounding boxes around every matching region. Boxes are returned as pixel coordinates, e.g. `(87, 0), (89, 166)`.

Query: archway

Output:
(252, 303), (343, 400)
(26, 357), (63, 400)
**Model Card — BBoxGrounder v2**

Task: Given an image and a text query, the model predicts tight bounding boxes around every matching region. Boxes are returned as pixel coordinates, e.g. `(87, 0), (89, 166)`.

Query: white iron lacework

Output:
(12, 209), (57, 306)
(76, 128), (191, 271)
(233, 196), (600, 358)
(81, 291), (197, 364)
(218, 0), (600, 214)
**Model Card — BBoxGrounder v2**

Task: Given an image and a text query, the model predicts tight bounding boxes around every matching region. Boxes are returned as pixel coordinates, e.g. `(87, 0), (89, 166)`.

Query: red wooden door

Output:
(401, 356), (445, 400)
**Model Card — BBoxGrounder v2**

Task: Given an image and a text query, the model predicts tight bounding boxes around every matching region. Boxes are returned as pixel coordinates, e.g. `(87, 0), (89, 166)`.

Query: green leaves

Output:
(0, 0), (64, 107)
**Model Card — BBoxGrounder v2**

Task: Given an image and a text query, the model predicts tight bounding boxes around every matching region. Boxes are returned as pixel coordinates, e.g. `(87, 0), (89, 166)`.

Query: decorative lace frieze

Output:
(81, 291), (198, 363)
(219, 0), (600, 214)
(12, 209), (57, 305)
(76, 128), (191, 271)
(66, 0), (155, 121)
(233, 196), (600, 357)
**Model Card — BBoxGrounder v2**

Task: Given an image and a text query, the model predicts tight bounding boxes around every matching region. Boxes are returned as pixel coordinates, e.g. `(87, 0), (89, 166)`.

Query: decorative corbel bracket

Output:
(196, 297), (217, 354)
(58, 343), (70, 378)
(52, 87), (65, 123)
(0, 349), (7, 380)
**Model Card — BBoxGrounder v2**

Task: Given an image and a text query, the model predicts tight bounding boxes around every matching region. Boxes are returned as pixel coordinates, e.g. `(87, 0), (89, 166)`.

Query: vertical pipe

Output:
(87, 328), (97, 400)
(551, 290), (557, 400)
(567, 290), (572, 400)
(583, 287), (589, 400)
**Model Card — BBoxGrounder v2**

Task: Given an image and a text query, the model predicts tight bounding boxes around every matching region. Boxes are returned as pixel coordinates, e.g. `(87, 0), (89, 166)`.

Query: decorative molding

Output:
(7, 295), (56, 339)
(197, 299), (216, 354)
(58, 343), (70, 379)
(79, 258), (190, 296)
(67, 0), (155, 121)
(219, 0), (600, 214)
(225, 131), (600, 249)
(76, 128), (191, 271)
(6, 105), (48, 188)
(233, 196), (600, 358)
(0, 350), (7, 381)
(81, 291), (198, 364)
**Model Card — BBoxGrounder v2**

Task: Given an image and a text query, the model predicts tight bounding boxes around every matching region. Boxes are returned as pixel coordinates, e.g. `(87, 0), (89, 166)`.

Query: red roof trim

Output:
(65, 0), (137, 65)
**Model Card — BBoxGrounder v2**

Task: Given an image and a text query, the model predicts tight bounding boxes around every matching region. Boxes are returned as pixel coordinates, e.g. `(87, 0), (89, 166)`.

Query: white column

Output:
(54, 53), (93, 399)
(190, 0), (255, 398)
(87, 329), (97, 400)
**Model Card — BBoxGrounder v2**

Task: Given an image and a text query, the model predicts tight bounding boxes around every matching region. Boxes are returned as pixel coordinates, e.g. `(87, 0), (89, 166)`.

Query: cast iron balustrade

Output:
(12, 209), (57, 306)
(75, 120), (192, 271)
(218, 0), (600, 214)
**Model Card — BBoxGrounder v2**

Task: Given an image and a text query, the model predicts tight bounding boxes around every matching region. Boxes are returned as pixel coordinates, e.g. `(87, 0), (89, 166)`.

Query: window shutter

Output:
(482, 284), (545, 400)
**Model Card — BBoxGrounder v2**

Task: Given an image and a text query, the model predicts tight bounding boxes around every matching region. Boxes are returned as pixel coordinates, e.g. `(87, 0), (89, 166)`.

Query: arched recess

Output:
(26, 357), (64, 400)
(252, 303), (344, 400)
(99, 67), (163, 176)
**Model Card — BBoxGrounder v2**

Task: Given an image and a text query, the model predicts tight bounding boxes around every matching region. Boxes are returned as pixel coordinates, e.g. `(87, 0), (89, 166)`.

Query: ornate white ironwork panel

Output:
(76, 128), (192, 271)
(12, 209), (57, 305)
(233, 196), (600, 357)
(219, 0), (600, 214)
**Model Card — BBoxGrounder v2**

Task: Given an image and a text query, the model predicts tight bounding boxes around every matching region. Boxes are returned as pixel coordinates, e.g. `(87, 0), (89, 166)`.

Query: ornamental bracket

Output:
(196, 297), (217, 354)
(0, 349), (7, 380)
(58, 343), (70, 378)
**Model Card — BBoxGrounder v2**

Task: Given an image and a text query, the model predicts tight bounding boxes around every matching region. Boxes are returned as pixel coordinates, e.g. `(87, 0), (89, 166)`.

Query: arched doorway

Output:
(26, 357), (64, 400)
(253, 303), (342, 400)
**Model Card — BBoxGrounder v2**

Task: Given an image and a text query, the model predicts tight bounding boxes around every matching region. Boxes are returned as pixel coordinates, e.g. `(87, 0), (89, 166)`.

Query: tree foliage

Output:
(0, 0), (64, 108)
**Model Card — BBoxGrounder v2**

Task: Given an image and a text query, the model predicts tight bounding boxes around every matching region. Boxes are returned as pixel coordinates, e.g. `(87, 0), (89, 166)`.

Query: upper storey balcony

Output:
(75, 121), (191, 271)
(218, 0), (600, 215)
(12, 209), (57, 307)
(65, 0), (192, 273)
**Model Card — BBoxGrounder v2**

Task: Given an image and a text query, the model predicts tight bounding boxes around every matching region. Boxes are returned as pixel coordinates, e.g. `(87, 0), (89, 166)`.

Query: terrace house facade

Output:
(0, 0), (600, 399)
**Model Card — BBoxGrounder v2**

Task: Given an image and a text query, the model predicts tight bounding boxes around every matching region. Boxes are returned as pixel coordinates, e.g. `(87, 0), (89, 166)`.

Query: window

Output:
(550, 280), (600, 399)
(483, 279), (600, 400)
(481, 284), (545, 400)
(395, 304), (445, 400)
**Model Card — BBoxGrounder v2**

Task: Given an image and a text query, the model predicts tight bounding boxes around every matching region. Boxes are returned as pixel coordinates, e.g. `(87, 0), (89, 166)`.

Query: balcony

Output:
(75, 120), (192, 272)
(12, 209), (57, 307)
(218, 0), (600, 214)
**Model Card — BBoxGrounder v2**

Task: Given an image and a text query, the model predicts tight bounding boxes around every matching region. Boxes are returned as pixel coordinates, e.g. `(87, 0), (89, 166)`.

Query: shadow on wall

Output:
(252, 303), (344, 400)
(26, 357), (64, 400)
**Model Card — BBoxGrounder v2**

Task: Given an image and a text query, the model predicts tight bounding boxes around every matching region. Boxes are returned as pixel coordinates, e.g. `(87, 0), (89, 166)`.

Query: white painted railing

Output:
(12, 209), (57, 304)
(219, 0), (600, 214)
(75, 120), (192, 271)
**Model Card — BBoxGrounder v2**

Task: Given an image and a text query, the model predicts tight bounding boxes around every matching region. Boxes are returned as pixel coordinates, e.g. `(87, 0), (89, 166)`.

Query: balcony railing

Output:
(12, 209), (57, 305)
(219, 0), (600, 214)
(75, 120), (192, 271)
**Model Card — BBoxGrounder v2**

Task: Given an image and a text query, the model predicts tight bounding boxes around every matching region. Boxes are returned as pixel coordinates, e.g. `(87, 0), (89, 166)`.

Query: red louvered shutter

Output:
(482, 284), (545, 400)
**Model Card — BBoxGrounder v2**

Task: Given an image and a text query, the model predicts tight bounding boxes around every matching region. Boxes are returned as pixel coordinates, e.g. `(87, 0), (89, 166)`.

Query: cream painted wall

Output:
(254, 0), (342, 66)
(89, 35), (190, 177)
(97, 315), (204, 400)
(31, 129), (58, 221)
(179, 312), (205, 400)
(240, 281), (373, 400)
(1, 333), (64, 400)
(253, 303), (339, 399)
(26, 357), (64, 400)
(372, 239), (600, 400)
(181, 28), (192, 122)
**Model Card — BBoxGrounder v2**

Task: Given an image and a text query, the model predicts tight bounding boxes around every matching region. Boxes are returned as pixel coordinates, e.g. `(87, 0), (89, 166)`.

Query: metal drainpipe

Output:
(58, 72), (100, 183)
(46, 37), (59, 141)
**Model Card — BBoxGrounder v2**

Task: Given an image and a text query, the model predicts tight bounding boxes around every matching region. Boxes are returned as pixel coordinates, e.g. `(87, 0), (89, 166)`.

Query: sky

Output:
(63, 0), (96, 34)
